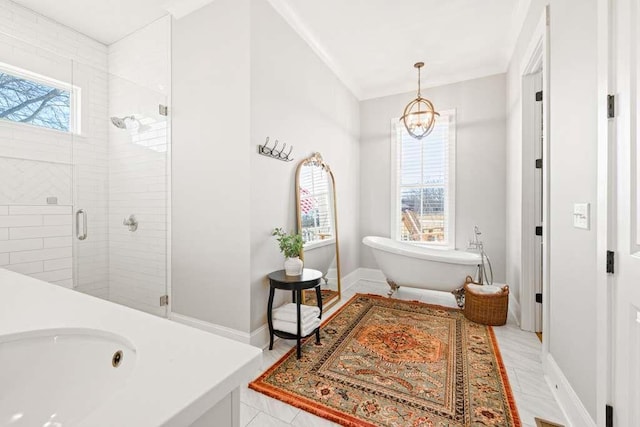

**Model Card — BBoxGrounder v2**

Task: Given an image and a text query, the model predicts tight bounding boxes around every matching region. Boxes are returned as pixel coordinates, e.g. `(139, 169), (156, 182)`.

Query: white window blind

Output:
(299, 165), (334, 243)
(391, 110), (456, 246)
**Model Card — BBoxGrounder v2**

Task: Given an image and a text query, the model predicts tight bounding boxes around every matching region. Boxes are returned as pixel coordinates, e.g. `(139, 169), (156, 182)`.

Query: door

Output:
(612, 0), (640, 423)
(533, 72), (544, 333)
(72, 67), (170, 317)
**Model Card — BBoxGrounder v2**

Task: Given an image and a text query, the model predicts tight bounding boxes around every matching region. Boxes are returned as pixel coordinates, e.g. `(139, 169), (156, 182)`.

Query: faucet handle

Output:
(123, 214), (138, 232)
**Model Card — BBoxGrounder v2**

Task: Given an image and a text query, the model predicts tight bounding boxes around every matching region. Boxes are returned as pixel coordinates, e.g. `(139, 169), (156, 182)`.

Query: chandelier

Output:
(400, 62), (439, 139)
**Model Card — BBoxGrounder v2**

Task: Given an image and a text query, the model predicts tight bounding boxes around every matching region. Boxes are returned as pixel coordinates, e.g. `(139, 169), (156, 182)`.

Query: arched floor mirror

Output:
(295, 152), (341, 310)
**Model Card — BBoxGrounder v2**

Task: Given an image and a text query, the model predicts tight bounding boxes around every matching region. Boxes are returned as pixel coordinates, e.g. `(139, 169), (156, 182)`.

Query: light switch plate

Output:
(573, 203), (590, 229)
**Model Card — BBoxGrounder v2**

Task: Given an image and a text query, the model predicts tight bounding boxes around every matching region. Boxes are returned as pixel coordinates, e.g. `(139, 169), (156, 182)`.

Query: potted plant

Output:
(272, 227), (304, 276)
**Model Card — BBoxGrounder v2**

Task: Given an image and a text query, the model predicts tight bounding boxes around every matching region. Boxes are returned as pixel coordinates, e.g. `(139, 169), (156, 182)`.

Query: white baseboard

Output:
(169, 312), (252, 344)
(170, 311), (274, 350)
(358, 267), (386, 283)
(509, 292), (521, 326)
(170, 269), (366, 350)
(171, 268), (511, 350)
(543, 353), (596, 427)
(341, 268), (360, 291)
(170, 268), (388, 350)
(249, 324), (271, 349)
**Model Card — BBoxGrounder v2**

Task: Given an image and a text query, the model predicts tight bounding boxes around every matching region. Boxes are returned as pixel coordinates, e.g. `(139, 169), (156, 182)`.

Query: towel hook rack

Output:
(257, 137), (294, 162)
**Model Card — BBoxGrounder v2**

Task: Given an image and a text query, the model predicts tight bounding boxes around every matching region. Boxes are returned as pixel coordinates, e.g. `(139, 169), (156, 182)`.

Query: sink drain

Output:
(112, 350), (123, 367)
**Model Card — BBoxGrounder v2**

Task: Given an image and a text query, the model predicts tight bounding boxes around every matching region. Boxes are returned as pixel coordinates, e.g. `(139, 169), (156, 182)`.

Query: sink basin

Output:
(0, 329), (136, 426)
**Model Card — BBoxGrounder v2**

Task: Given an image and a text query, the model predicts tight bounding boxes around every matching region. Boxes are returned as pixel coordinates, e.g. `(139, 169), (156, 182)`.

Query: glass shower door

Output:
(0, 33), (74, 286)
(73, 68), (169, 317)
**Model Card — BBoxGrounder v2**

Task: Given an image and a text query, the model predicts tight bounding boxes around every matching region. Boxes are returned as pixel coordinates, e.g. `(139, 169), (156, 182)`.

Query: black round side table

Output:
(267, 269), (323, 359)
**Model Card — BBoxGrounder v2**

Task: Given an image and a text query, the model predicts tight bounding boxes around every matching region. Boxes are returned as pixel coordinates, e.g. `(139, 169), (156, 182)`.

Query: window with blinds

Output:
(391, 110), (456, 246)
(299, 164), (334, 244)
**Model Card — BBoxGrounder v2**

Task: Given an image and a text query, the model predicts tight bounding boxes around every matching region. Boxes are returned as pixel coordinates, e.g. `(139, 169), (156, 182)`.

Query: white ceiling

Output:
(11, 0), (171, 45)
(271, 0), (531, 99)
(11, 0), (531, 99)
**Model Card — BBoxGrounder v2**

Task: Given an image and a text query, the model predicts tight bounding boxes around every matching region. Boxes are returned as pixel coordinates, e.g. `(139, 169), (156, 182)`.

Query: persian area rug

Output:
(250, 294), (521, 427)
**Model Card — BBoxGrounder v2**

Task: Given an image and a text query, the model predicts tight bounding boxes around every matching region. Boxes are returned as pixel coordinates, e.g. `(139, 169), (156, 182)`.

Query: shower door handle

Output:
(76, 209), (87, 241)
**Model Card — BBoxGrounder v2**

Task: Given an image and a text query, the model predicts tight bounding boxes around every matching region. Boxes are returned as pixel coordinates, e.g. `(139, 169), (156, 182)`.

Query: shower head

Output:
(110, 115), (135, 129)
(110, 115), (152, 133)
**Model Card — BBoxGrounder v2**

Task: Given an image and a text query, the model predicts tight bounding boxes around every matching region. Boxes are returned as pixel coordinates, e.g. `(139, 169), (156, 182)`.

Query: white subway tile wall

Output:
(0, 0), (109, 299)
(0, 205), (73, 287)
(72, 60), (110, 299)
(0, 0), (107, 70)
(0, 159), (72, 204)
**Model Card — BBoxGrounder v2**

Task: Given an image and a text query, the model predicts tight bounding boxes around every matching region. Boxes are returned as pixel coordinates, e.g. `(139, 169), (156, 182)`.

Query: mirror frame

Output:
(295, 152), (341, 310)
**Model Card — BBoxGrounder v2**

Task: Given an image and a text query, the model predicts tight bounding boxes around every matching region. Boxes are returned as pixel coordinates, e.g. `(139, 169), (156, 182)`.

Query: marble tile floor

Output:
(241, 280), (567, 427)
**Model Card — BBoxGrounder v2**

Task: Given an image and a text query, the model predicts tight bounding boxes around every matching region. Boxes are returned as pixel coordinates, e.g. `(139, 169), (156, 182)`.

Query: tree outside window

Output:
(0, 71), (71, 132)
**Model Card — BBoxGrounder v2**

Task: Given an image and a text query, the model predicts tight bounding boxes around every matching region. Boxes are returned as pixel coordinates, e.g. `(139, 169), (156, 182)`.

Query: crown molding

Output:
(164, 0), (216, 20)
(265, 0), (363, 100)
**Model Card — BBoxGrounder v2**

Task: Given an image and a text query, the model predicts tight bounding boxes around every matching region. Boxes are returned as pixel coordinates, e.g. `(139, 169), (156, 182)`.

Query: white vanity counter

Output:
(0, 268), (261, 427)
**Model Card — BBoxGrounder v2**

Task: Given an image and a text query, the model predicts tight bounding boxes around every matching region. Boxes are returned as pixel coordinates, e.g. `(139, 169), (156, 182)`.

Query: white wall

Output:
(548, 0), (598, 418)
(171, 0), (359, 335)
(249, 0), (360, 332)
(359, 74), (507, 283)
(506, 0), (598, 419)
(0, 0), (109, 295)
(107, 17), (171, 316)
(171, 0), (252, 332)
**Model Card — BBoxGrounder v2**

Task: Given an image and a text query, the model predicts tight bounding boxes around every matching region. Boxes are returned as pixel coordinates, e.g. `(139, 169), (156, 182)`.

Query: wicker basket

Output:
(463, 276), (509, 326)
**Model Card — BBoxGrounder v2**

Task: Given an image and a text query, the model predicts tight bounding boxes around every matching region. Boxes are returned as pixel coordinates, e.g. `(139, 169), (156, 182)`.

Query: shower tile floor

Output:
(240, 280), (567, 427)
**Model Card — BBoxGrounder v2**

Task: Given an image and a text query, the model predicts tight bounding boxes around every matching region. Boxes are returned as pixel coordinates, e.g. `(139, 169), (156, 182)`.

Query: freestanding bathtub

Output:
(363, 236), (481, 296)
(302, 238), (337, 280)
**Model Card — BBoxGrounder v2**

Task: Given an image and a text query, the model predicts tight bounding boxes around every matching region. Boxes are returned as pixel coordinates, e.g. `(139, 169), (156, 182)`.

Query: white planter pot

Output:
(284, 257), (303, 276)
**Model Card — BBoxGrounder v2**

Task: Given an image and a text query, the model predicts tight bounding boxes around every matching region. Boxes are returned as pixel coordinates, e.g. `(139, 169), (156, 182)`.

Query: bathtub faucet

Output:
(467, 225), (483, 250)
(468, 226), (493, 286)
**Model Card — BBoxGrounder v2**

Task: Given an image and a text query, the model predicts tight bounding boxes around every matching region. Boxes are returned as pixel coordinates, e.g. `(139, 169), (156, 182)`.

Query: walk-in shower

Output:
(0, 22), (171, 317)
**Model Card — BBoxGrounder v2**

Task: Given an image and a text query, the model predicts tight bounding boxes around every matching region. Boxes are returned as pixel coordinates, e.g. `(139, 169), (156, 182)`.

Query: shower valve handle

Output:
(123, 214), (138, 232)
